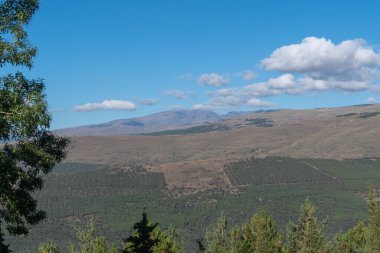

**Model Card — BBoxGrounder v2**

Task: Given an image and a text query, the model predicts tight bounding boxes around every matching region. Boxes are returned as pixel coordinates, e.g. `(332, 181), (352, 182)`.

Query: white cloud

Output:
(74, 99), (136, 112)
(191, 37), (380, 110)
(198, 73), (230, 87)
(246, 98), (276, 107)
(368, 97), (377, 104)
(163, 90), (196, 100)
(239, 70), (256, 81)
(262, 37), (380, 81)
(215, 88), (235, 97)
(192, 104), (211, 110)
(141, 99), (159, 105)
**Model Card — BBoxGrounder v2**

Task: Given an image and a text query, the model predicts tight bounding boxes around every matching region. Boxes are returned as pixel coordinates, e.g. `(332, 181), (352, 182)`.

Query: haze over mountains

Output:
(61, 103), (380, 165)
(56, 109), (256, 136)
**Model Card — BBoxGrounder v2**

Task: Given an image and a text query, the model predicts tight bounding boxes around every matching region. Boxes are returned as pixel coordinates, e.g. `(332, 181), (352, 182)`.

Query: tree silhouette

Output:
(123, 212), (159, 253)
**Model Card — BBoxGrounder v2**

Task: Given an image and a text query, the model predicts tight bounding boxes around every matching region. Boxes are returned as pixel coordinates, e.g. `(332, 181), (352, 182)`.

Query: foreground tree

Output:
(242, 210), (285, 253)
(38, 240), (60, 253)
(364, 185), (380, 253)
(0, 0), (69, 250)
(287, 198), (327, 253)
(123, 212), (183, 253)
(204, 211), (286, 253)
(69, 220), (117, 253)
(328, 222), (366, 253)
(204, 215), (230, 253)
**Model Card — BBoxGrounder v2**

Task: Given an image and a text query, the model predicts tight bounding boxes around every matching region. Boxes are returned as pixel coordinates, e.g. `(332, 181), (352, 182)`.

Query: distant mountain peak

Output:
(56, 109), (221, 137)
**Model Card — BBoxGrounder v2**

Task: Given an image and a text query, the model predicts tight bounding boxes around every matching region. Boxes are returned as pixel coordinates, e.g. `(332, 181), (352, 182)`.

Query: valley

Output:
(9, 104), (380, 252)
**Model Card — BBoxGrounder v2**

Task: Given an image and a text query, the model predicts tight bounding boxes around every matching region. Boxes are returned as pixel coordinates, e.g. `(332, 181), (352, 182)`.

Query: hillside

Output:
(56, 109), (220, 136)
(9, 103), (380, 252)
(56, 103), (380, 192)
(65, 104), (380, 163)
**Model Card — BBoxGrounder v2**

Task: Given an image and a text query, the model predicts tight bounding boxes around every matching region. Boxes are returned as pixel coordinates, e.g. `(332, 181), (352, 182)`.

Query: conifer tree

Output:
(38, 240), (60, 253)
(204, 214), (229, 253)
(123, 212), (183, 253)
(287, 198), (327, 253)
(248, 210), (285, 253)
(151, 226), (183, 253)
(69, 220), (117, 253)
(328, 222), (366, 253)
(364, 185), (380, 253)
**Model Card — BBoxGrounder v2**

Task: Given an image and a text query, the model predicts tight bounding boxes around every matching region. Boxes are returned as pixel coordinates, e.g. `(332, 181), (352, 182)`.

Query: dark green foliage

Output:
(0, 0), (38, 67)
(151, 227), (183, 253)
(0, 0), (69, 250)
(242, 210), (285, 253)
(357, 112), (380, 119)
(0, 74), (69, 236)
(68, 220), (117, 253)
(328, 222), (366, 253)
(204, 215), (230, 253)
(145, 123), (230, 136)
(8, 157), (380, 252)
(224, 157), (334, 186)
(53, 162), (107, 173)
(123, 212), (159, 253)
(38, 240), (60, 253)
(203, 210), (285, 253)
(123, 212), (183, 253)
(287, 198), (327, 253)
(0, 227), (11, 253)
(244, 118), (274, 127)
(336, 111), (380, 119)
(363, 186), (380, 252)
(123, 212), (184, 253)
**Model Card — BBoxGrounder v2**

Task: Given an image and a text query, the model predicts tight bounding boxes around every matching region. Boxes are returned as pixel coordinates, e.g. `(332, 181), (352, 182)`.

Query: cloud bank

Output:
(74, 99), (136, 112)
(195, 37), (380, 109)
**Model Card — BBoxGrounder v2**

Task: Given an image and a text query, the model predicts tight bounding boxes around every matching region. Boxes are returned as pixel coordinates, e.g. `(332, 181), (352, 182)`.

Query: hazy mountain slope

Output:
(63, 104), (380, 166)
(56, 109), (220, 136)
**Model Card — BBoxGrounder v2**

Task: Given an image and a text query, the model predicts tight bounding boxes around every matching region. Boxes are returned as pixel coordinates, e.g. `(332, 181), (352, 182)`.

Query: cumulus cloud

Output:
(141, 99), (159, 105)
(193, 37), (380, 110)
(74, 99), (136, 112)
(198, 73), (230, 87)
(368, 97), (377, 104)
(262, 37), (380, 81)
(163, 90), (196, 100)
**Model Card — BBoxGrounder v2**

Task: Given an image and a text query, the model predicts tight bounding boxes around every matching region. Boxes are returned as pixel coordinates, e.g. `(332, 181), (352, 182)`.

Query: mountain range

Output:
(56, 109), (263, 136)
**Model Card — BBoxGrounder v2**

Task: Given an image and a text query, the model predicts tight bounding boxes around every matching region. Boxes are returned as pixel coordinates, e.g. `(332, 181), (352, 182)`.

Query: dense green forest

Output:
(4, 156), (380, 252)
(29, 186), (380, 252)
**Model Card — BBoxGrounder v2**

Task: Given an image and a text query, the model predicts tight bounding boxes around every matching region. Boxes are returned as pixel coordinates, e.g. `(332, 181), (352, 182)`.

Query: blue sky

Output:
(6, 0), (380, 129)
